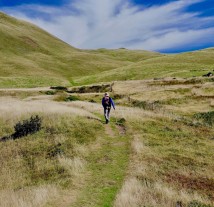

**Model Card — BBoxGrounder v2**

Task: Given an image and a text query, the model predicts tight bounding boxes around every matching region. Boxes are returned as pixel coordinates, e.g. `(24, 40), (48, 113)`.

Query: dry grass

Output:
(115, 178), (207, 207)
(0, 97), (95, 120)
(0, 185), (57, 207)
(0, 76), (213, 206)
(58, 156), (86, 177)
(114, 131), (212, 207)
(114, 178), (144, 207)
(0, 95), (104, 207)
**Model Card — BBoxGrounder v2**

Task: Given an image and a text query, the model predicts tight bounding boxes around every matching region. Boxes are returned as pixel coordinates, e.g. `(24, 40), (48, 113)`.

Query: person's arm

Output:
(110, 98), (115, 110)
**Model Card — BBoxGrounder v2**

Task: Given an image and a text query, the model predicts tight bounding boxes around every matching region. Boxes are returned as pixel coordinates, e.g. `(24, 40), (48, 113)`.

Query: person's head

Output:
(104, 92), (109, 99)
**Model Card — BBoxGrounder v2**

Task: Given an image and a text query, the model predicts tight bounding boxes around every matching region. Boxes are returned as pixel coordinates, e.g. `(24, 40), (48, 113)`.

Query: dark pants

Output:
(104, 107), (111, 123)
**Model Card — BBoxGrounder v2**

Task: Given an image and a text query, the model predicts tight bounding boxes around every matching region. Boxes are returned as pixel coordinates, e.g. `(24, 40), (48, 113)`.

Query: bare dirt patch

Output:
(116, 125), (126, 136)
(105, 124), (115, 137)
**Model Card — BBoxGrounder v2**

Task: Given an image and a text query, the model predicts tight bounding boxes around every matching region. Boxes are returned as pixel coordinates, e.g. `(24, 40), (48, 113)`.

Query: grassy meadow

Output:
(0, 76), (213, 207)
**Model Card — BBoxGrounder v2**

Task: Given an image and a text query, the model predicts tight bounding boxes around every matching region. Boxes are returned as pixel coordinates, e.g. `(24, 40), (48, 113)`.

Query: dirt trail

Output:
(105, 124), (116, 137)
(0, 87), (51, 92)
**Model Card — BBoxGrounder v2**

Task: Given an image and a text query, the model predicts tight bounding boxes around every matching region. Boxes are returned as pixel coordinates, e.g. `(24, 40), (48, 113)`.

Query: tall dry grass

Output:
(0, 185), (57, 207)
(0, 97), (95, 120)
(114, 133), (210, 207)
(58, 156), (86, 177)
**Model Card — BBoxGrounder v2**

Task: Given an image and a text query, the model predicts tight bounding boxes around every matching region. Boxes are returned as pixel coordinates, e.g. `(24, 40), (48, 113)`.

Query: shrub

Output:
(194, 111), (214, 126)
(13, 115), (42, 139)
(116, 118), (126, 126)
(188, 201), (211, 207)
(132, 100), (161, 111)
(50, 86), (67, 91)
(44, 90), (56, 95)
(65, 95), (79, 102)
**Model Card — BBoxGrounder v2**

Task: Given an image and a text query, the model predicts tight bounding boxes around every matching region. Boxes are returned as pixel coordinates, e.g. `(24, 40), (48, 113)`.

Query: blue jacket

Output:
(102, 97), (115, 109)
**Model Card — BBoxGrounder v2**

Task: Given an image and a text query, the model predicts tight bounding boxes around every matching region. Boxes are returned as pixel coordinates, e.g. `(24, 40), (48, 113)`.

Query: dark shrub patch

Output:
(50, 86), (67, 91)
(64, 95), (79, 102)
(44, 90), (56, 95)
(116, 118), (126, 126)
(188, 201), (211, 207)
(13, 115), (42, 139)
(68, 84), (111, 93)
(194, 111), (214, 126)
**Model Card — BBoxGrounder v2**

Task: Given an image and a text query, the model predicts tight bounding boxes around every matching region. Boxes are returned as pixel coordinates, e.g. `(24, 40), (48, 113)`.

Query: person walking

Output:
(102, 92), (115, 124)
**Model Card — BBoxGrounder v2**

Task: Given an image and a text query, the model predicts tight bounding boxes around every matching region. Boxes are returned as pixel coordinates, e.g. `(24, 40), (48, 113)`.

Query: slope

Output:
(73, 48), (214, 85)
(0, 12), (162, 88)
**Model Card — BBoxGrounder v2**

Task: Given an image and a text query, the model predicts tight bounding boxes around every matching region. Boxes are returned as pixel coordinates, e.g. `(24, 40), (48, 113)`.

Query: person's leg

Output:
(104, 108), (108, 123)
(107, 107), (111, 122)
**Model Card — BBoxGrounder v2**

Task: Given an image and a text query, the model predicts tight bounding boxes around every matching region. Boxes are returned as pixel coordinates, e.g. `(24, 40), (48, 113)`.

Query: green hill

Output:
(73, 48), (214, 85)
(0, 12), (161, 88)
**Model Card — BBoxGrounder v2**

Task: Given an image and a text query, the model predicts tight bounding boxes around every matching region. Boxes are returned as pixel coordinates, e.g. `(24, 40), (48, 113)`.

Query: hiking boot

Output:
(106, 119), (109, 124)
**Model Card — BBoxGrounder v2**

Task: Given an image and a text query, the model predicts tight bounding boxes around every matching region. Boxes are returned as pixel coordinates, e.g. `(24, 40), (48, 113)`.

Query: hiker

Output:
(102, 92), (115, 124)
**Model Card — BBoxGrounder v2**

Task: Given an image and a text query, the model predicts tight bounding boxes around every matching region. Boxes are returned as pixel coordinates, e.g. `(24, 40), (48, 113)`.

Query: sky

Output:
(0, 0), (214, 53)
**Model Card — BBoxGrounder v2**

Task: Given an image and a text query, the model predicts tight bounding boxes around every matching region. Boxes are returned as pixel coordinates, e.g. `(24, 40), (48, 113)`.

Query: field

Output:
(0, 76), (213, 207)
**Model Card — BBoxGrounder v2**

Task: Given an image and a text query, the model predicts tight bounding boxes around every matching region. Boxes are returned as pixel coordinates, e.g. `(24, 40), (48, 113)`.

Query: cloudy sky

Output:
(0, 0), (214, 53)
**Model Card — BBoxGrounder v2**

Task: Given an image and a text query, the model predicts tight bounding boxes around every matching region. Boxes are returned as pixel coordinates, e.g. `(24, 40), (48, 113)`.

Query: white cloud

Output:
(1, 0), (214, 52)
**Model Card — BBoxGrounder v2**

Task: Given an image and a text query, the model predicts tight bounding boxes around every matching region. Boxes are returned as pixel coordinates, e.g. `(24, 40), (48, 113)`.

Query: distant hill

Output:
(74, 48), (214, 85)
(0, 12), (162, 88)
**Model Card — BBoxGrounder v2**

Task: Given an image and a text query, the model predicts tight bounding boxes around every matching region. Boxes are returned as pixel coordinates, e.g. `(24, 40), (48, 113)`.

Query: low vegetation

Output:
(0, 77), (213, 207)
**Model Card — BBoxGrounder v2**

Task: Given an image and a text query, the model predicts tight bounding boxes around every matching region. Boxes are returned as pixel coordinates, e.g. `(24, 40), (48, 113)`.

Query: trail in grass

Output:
(105, 124), (116, 137)
(72, 122), (130, 207)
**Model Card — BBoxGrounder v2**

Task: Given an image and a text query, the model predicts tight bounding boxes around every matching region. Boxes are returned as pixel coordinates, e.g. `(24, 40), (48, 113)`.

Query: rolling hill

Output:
(0, 12), (162, 88)
(73, 48), (214, 85)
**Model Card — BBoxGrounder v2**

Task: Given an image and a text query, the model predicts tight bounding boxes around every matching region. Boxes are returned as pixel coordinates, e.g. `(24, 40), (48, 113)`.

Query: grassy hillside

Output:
(85, 48), (162, 62)
(1, 12), (213, 88)
(73, 48), (214, 85)
(0, 12), (162, 88)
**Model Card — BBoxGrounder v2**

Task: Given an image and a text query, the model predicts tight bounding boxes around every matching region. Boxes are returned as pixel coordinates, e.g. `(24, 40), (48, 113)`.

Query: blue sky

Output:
(0, 0), (214, 53)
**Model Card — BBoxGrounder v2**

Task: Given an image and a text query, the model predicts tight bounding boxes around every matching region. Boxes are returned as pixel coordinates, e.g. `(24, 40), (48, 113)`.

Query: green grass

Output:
(72, 123), (130, 207)
(73, 49), (214, 85)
